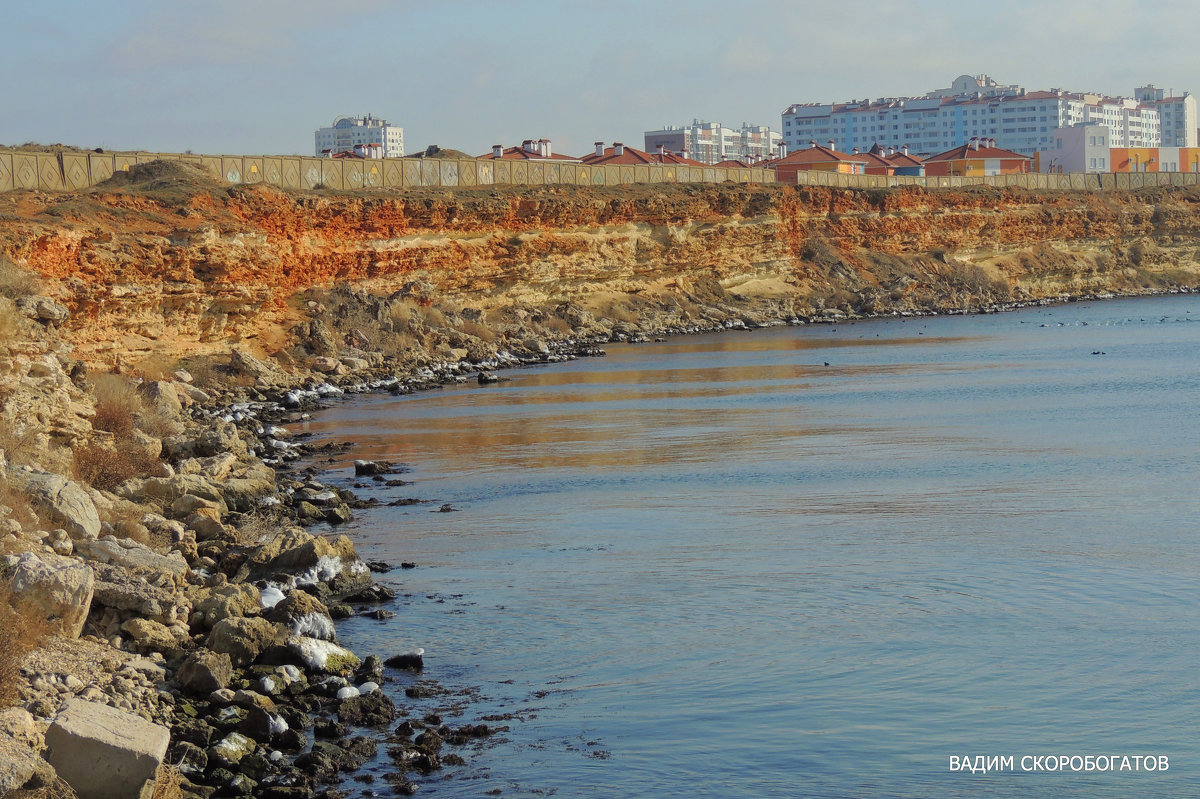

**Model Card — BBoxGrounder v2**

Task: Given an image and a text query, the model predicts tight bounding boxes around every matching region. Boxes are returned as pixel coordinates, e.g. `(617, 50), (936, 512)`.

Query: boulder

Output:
(337, 691), (396, 727)
(75, 536), (188, 578)
(287, 636), (360, 674)
(177, 650), (234, 696)
(206, 731), (256, 769)
(137, 381), (183, 416)
(9, 466), (101, 540)
(6, 550), (94, 638)
(117, 474), (229, 515)
(239, 528), (368, 590)
(15, 295), (69, 324)
(266, 590), (336, 641)
(89, 562), (178, 620)
(194, 583), (262, 627)
(194, 421), (248, 459)
(0, 730), (56, 795)
(207, 617), (286, 666)
(120, 618), (182, 653)
(44, 698), (170, 799)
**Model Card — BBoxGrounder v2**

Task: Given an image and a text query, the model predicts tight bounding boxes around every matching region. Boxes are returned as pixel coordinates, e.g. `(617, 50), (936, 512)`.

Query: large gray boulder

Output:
(75, 536), (188, 579)
(44, 698), (170, 799)
(207, 616), (286, 666)
(176, 650), (234, 696)
(9, 466), (101, 540)
(0, 730), (56, 795)
(6, 550), (94, 638)
(89, 562), (179, 620)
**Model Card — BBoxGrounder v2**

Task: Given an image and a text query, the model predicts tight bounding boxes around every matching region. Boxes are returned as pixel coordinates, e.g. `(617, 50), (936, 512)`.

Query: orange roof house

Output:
(579, 142), (706, 166)
(478, 139), (580, 161)
(924, 138), (1031, 176)
(772, 140), (869, 182)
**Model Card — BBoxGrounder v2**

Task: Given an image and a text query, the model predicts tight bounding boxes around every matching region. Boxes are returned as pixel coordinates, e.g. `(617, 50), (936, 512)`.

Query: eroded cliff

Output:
(1, 161), (1199, 376)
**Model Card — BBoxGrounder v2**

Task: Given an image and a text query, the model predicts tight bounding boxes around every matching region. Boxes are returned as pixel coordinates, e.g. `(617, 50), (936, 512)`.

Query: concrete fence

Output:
(791, 168), (1200, 191)
(3, 147), (1200, 194)
(0, 148), (772, 193)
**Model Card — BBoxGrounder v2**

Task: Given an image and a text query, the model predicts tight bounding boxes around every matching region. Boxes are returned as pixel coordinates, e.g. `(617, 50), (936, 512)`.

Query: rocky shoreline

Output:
(4, 170), (1200, 798)
(3, 281), (1194, 799)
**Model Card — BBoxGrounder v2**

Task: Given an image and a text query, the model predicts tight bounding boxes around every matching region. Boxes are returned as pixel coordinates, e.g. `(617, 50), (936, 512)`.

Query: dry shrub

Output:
(539, 316), (572, 335)
(417, 305), (447, 328)
(72, 442), (156, 493)
(0, 479), (37, 530)
(150, 764), (183, 799)
(0, 297), (22, 343)
(0, 582), (52, 708)
(134, 405), (183, 439)
(232, 512), (284, 547)
(4, 775), (81, 799)
(91, 374), (143, 437)
(455, 319), (496, 342)
(387, 300), (417, 329)
(0, 257), (41, 299)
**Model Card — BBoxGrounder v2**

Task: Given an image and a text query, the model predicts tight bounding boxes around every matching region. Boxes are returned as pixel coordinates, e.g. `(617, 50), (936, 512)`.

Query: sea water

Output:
(302, 294), (1200, 797)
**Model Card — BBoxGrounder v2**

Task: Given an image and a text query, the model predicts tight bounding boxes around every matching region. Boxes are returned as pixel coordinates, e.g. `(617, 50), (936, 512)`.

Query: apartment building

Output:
(781, 75), (1193, 158)
(314, 115), (404, 158)
(1038, 124), (1200, 173)
(643, 120), (783, 165)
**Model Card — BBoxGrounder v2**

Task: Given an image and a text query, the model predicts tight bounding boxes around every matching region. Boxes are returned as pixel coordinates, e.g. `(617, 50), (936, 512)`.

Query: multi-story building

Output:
(781, 75), (1193, 158)
(1135, 85), (1199, 146)
(643, 120), (782, 165)
(1037, 124), (1200, 173)
(314, 115), (404, 158)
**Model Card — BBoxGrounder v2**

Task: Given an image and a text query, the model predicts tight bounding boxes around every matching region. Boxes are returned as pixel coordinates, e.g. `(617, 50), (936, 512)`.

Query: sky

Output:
(4, 0), (1198, 158)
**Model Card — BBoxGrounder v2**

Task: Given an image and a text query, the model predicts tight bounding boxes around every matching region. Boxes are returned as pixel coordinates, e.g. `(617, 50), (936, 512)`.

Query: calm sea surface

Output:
(302, 294), (1200, 798)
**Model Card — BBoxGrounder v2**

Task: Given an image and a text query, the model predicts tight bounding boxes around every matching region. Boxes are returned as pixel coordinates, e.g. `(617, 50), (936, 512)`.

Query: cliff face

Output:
(2, 163), (1199, 370)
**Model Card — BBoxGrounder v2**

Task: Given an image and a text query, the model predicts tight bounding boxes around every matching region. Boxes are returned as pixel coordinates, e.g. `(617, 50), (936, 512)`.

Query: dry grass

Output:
(72, 441), (157, 493)
(0, 297), (22, 343)
(0, 479), (37, 530)
(91, 373), (143, 437)
(0, 257), (41, 299)
(0, 583), (53, 708)
(150, 764), (183, 799)
(0, 416), (41, 469)
(455, 319), (496, 342)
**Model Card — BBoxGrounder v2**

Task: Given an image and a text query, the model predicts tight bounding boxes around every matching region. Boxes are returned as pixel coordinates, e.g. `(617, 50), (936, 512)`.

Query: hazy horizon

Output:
(5, 0), (1198, 158)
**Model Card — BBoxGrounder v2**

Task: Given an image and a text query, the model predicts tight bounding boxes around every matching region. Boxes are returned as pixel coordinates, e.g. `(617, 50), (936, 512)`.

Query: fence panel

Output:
(61, 153), (90, 190)
(458, 160), (478, 187)
(440, 160), (459, 187)
(11, 154), (40, 190)
(297, 158), (321, 189)
(620, 166), (635, 184)
(576, 166), (591, 185)
(0, 151), (13, 192)
(365, 161), (385, 187)
(342, 160), (365, 189)
(511, 161), (528, 185)
(528, 162), (544, 185)
(543, 163), (559, 184)
(493, 161), (512, 185)
(420, 159), (439, 186)
(243, 156), (264, 184)
(261, 157), (283, 187)
(218, 157), (242, 183)
(320, 160), (345, 190)
(557, 164), (576, 184)
(477, 161), (494, 185)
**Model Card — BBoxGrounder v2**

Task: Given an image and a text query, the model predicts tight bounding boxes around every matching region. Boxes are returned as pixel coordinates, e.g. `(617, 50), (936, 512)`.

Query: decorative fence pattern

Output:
(3, 148), (1199, 193)
(792, 169), (1200, 191)
(0, 149), (771, 193)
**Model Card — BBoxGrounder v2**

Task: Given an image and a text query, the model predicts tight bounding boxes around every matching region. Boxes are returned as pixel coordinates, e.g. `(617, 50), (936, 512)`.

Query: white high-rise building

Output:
(1135, 85), (1198, 147)
(314, 115), (404, 158)
(644, 120), (782, 164)
(781, 75), (1190, 157)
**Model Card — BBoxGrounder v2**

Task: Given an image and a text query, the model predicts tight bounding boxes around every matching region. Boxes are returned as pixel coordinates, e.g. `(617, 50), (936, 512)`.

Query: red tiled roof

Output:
(886, 152), (924, 167)
(579, 146), (705, 166)
(774, 143), (869, 165)
(476, 145), (579, 162)
(924, 143), (1031, 162)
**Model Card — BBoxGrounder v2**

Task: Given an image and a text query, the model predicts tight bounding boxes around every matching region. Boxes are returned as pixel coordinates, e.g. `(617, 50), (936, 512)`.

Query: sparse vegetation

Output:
(0, 257), (41, 299)
(71, 441), (156, 493)
(91, 373), (142, 437)
(0, 582), (52, 708)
